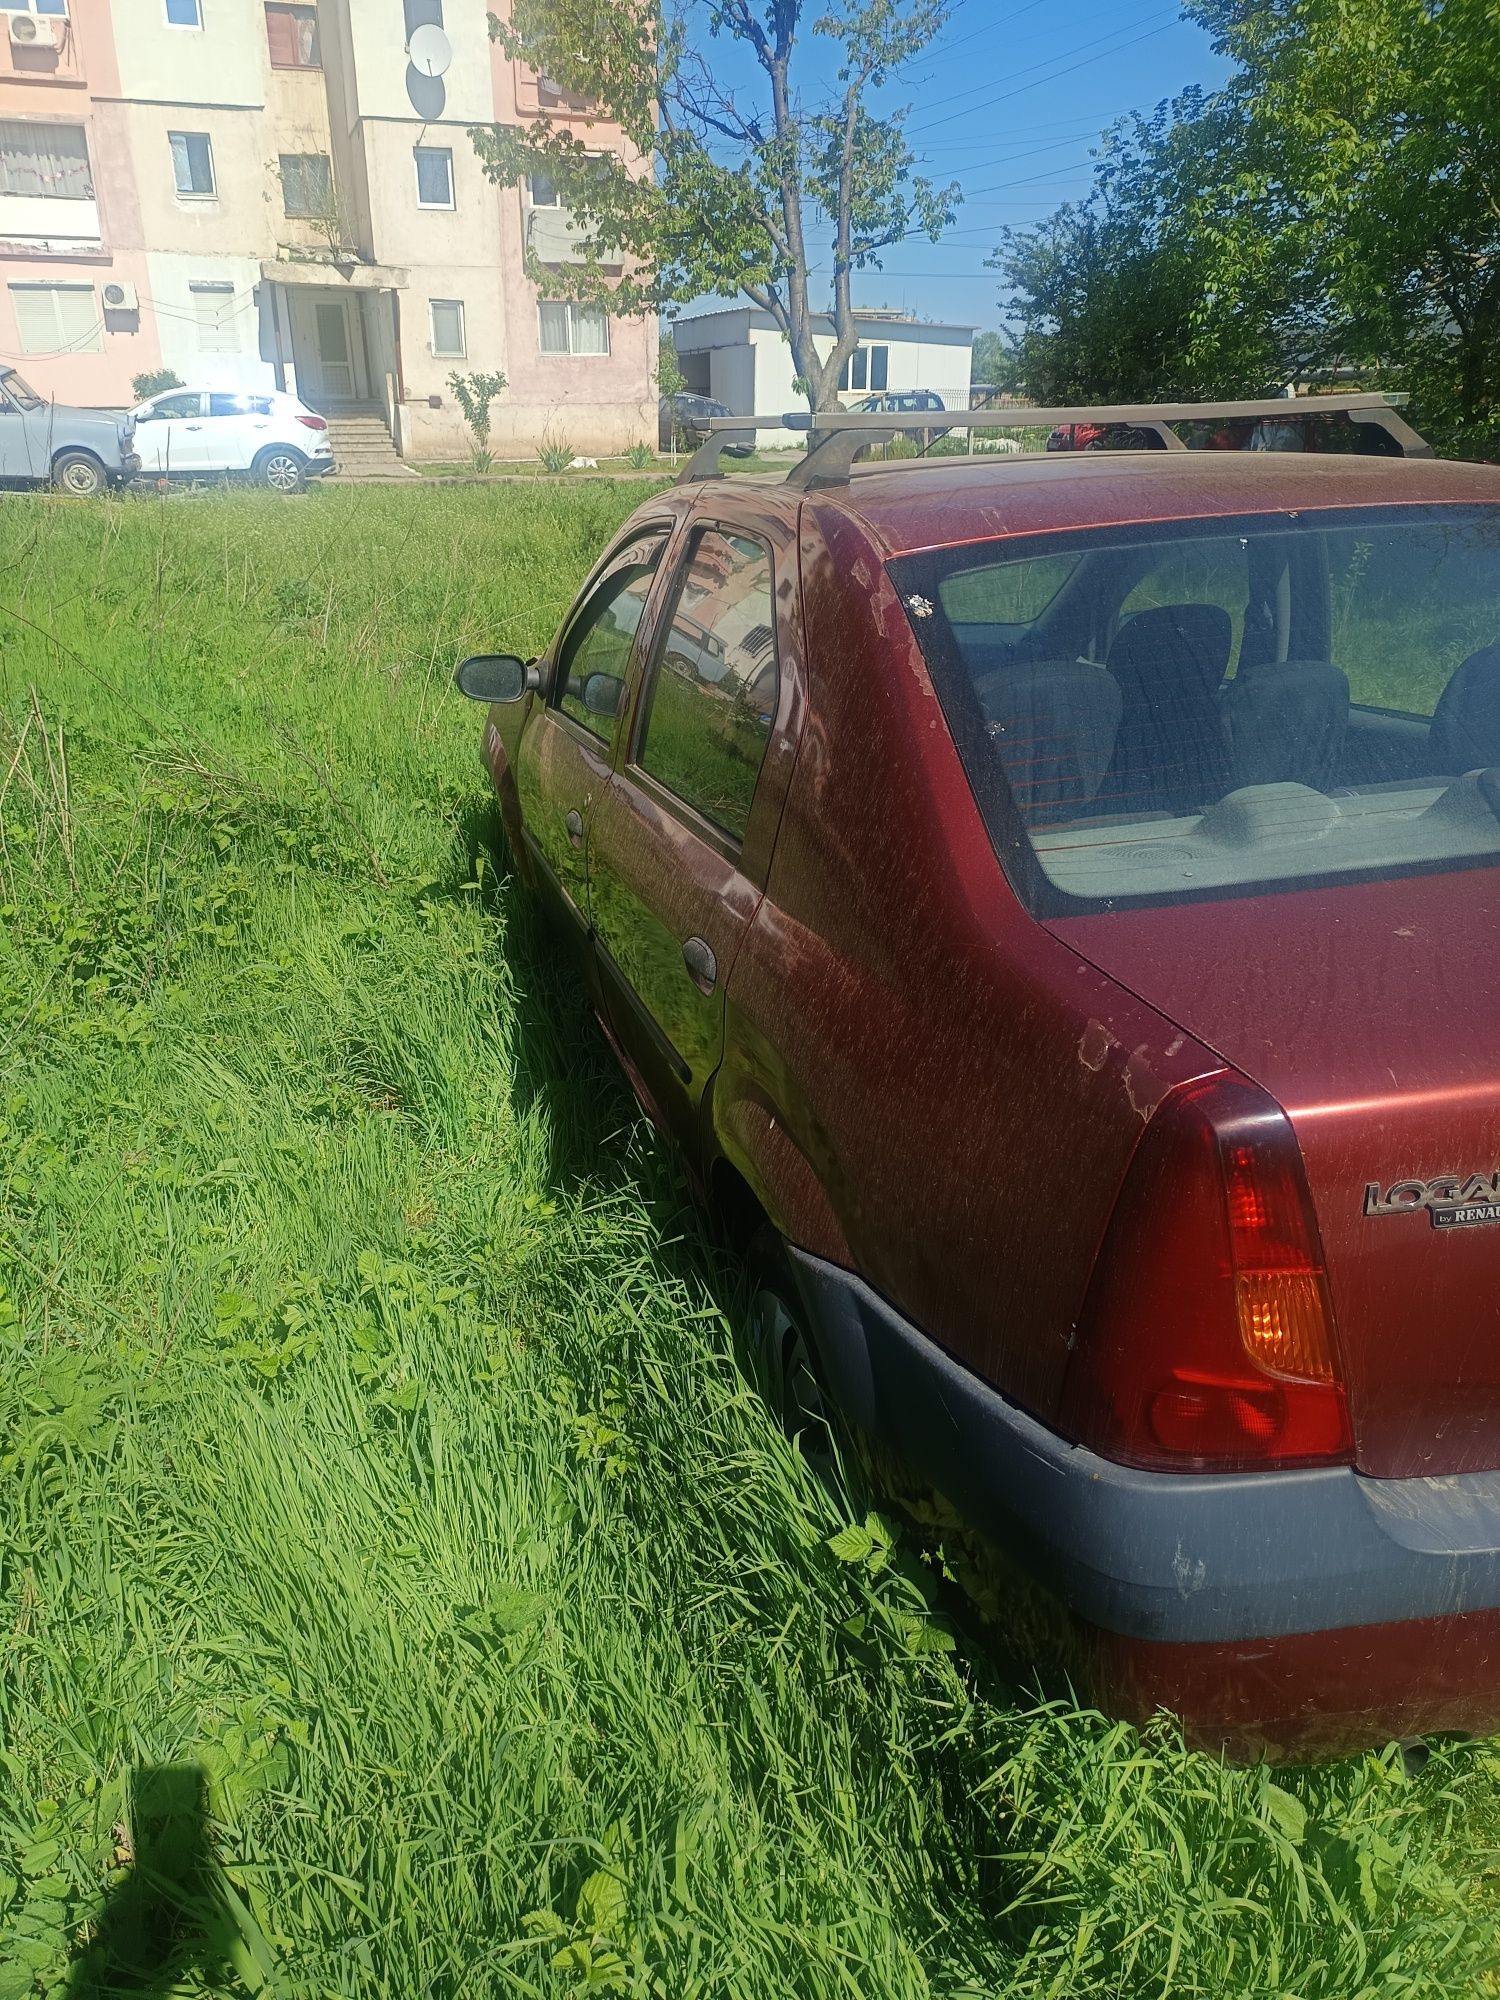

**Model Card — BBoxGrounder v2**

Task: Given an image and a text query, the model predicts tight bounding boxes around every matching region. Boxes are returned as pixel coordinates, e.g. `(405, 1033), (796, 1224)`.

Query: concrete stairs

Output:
(322, 405), (418, 482)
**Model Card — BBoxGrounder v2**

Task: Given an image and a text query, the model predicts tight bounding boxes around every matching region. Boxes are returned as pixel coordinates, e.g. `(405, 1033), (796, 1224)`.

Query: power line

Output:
(908, 10), (1182, 136)
(918, 0), (1056, 69)
(917, 132), (1106, 177)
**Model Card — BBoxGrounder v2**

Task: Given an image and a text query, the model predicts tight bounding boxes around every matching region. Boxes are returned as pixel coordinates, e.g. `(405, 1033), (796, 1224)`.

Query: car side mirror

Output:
(455, 654), (536, 703)
(582, 671), (624, 719)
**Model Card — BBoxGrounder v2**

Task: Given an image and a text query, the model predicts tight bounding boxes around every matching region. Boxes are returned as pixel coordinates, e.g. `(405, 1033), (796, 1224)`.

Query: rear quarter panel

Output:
(713, 498), (1223, 1420)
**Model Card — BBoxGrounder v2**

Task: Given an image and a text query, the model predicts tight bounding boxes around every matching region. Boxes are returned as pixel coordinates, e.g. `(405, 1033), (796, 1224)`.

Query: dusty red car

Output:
(459, 398), (1500, 1758)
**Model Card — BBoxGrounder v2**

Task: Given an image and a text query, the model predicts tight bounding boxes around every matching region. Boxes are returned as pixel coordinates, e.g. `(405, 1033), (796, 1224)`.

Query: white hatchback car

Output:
(130, 387), (336, 491)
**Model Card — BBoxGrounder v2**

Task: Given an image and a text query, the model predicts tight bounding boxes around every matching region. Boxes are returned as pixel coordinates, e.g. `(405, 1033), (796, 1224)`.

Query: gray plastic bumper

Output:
(787, 1247), (1500, 1645)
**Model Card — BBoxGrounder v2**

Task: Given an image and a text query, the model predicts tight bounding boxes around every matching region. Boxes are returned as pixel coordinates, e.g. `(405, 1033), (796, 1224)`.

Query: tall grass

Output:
(0, 484), (1496, 1996)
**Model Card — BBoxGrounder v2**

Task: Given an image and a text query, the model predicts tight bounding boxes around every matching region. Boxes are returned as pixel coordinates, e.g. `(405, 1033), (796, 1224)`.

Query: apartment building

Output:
(0, 0), (655, 457)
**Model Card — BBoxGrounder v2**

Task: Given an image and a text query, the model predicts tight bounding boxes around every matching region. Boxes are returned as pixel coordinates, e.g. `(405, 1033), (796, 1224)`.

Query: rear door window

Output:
(633, 528), (778, 843)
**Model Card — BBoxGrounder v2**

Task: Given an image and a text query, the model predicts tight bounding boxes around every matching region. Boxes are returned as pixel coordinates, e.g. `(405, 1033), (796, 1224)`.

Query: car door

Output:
(587, 507), (801, 1153)
(205, 391), (273, 471)
(133, 391), (208, 473)
(0, 375), (28, 479)
(513, 524), (672, 947)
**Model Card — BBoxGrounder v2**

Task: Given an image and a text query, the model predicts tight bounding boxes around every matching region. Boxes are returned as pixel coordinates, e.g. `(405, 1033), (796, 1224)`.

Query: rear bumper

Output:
(789, 1248), (1500, 1753)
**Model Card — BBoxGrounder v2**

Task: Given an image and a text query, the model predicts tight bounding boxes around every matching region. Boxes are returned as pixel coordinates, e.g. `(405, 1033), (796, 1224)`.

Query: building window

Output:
(538, 301), (608, 357)
(414, 146), (453, 209)
(165, 0), (202, 24)
(837, 344), (890, 393)
(9, 282), (101, 355)
(279, 152), (333, 218)
(265, 3), (319, 67)
(527, 171), (559, 208)
(169, 131), (215, 198)
(190, 279), (238, 352)
(0, 3), (70, 15)
(429, 297), (465, 357)
(0, 121), (92, 200)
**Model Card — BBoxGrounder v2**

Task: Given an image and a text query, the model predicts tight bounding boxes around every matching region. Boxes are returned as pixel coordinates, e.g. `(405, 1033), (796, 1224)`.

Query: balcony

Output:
(0, 190), (102, 258)
(526, 204), (620, 272)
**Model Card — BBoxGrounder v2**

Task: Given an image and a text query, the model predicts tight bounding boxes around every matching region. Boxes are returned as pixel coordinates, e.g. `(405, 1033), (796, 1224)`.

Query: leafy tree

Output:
(473, 0), (960, 413)
(1190, 0), (1500, 452)
(969, 329), (1024, 397)
(992, 0), (1500, 453)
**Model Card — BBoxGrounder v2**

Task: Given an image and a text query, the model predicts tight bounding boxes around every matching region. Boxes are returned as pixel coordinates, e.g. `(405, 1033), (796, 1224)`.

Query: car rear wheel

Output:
(746, 1234), (834, 1462)
(51, 451), (106, 498)
(254, 446), (306, 494)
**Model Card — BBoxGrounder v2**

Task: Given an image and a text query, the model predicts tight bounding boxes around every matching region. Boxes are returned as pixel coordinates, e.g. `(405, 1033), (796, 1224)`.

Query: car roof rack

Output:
(675, 392), (1431, 491)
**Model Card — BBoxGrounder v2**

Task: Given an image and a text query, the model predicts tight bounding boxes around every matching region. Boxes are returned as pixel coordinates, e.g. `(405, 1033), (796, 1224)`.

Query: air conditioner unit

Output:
(9, 15), (58, 48)
(102, 279), (139, 312)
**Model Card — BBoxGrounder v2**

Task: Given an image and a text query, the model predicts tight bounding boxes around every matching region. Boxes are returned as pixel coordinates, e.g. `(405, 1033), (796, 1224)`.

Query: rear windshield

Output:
(891, 506), (1500, 912)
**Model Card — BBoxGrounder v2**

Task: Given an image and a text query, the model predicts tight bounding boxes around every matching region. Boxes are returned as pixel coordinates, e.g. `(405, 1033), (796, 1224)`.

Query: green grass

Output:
(1, 483), (1497, 1997)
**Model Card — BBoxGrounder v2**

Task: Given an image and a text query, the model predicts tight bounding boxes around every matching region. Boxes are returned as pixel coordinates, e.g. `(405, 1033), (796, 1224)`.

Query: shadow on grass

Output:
(67, 1767), (238, 1998)
(444, 799), (1061, 1711)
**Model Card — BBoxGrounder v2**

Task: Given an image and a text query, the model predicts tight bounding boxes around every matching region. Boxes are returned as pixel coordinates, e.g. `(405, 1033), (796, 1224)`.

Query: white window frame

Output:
(537, 300), (609, 358)
(190, 279), (238, 353)
(0, 2), (70, 15)
(526, 171), (560, 209)
(8, 282), (101, 355)
(429, 297), (466, 359)
(163, 0), (203, 26)
(0, 119), (93, 201)
(169, 130), (216, 200)
(414, 145), (454, 210)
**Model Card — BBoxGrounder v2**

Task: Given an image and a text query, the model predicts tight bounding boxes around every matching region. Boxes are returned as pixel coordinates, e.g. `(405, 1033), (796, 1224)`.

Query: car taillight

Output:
(1059, 1075), (1353, 1473)
(296, 414), (328, 431)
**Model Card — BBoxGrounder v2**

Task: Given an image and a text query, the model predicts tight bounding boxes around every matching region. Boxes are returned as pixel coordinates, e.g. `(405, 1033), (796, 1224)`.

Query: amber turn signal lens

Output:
(1234, 1270), (1338, 1383)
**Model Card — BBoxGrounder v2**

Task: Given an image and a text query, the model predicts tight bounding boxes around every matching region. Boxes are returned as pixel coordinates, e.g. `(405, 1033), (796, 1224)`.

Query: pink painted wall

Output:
(484, 12), (655, 444)
(0, 0), (159, 407)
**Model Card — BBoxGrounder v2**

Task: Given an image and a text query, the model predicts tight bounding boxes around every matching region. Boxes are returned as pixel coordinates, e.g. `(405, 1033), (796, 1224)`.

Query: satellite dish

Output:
(407, 23), (452, 77)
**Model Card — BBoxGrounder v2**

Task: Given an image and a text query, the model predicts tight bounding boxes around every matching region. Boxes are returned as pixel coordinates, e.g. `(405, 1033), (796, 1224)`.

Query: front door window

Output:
(552, 539), (666, 740)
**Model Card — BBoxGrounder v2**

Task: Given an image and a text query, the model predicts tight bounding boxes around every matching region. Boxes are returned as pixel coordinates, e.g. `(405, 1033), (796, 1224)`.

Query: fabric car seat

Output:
(975, 660), (1124, 826)
(1221, 660), (1350, 792)
(1429, 643), (1500, 773)
(1102, 604), (1234, 815)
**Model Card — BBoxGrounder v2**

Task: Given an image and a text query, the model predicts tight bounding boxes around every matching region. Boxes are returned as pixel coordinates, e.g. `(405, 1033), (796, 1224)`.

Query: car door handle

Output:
(565, 808), (584, 847)
(682, 935), (717, 993)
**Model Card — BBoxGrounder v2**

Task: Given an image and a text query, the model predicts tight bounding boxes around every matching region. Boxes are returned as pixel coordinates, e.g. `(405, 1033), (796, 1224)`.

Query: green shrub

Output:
(131, 368), (184, 401)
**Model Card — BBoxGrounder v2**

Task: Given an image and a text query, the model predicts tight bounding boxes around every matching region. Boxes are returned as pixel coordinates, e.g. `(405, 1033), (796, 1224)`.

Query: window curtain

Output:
(0, 121), (92, 200)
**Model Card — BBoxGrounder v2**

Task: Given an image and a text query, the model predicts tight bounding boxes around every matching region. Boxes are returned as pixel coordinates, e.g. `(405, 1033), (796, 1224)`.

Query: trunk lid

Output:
(1051, 865), (1500, 1478)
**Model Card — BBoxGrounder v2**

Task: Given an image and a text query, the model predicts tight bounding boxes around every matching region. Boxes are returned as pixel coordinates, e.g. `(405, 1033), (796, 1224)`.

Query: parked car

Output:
(659, 393), (754, 457)
(0, 366), (139, 496)
(130, 387), (335, 491)
(457, 398), (1500, 1759)
(853, 389), (946, 414)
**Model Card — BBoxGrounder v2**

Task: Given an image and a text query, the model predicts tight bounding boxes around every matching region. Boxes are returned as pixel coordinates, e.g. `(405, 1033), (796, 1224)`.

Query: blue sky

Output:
(687, 0), (1232, 336)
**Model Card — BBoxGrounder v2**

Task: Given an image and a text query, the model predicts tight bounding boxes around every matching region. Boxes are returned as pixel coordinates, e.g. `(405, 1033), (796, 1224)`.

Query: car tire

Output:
(51, 451), (107, 499)
(746, 1231), (835, 1461)
(253, 446), (307, 494)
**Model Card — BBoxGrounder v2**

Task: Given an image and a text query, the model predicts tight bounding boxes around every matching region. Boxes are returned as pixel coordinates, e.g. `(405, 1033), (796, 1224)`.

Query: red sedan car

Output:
(459, 401), (1500, 1758)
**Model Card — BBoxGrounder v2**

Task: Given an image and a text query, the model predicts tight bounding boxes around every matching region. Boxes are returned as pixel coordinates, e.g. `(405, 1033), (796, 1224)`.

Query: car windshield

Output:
(892, 506), (1500, 912)
(2, 370), (43, 412)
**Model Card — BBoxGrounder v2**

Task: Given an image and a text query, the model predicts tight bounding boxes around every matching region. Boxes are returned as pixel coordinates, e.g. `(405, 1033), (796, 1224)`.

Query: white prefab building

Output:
(670, 306), (975, 445)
